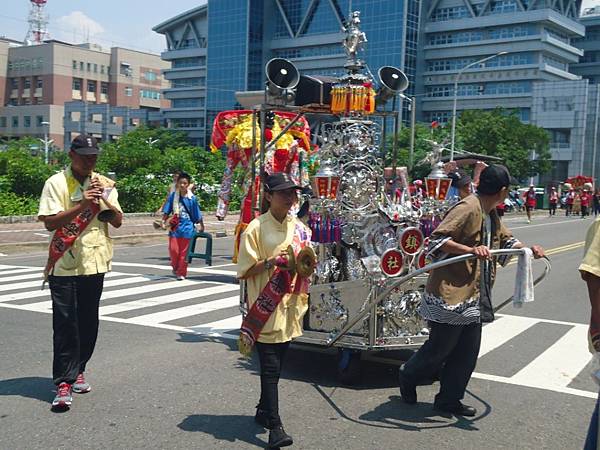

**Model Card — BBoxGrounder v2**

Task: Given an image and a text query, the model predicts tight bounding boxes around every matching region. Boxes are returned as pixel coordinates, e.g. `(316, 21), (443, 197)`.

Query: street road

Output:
(0, 212), (596, 449)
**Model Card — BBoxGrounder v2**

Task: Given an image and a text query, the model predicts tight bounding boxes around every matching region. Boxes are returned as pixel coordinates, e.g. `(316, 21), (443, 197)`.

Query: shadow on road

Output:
(0, 376), (54, 404)
(356, 394), (485, 431)
(178, 414), (266, 448)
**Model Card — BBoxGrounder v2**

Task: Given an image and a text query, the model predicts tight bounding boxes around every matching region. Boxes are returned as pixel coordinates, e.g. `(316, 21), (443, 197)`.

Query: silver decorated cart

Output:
(236, 11), (550, 381)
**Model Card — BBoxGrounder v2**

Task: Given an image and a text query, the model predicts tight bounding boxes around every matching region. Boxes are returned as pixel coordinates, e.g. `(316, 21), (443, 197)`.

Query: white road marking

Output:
(479, 315), (535, 357)
(99, 284), (238, 315)
(1, 271), (143, 289)
(0, 263), (594, 399)
(112, 261), (237, 276)
(509, 324), (592, 389)
(0, 267), (43, 277)
(127, 296), (239, 325)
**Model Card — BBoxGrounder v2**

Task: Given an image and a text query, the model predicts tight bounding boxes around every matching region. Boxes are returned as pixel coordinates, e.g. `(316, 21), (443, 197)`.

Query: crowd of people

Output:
(35, 135), (598, 449)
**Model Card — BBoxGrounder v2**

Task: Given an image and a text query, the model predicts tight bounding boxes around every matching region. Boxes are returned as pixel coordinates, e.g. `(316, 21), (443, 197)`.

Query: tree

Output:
(457, 109), (551, 181)
(384, 122), (451, 180)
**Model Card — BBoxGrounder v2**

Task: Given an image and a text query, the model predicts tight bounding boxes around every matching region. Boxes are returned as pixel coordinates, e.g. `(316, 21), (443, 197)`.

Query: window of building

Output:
(36, 77), (43, 89)
(36, 115), (44, 126)
(87, 80), (96, 92)
(430, 6), (470, 21)
(171, 118), (204, 128)
(124, 87), (133, 96)
(101, 82), (108, 95)
(101, 65), (105, 74)
(22, 98), (31, 105)
(24, 78), (31, 89)
(172, 98), (204, 108)
(143, 70), (157, 81)
(80, 61), (84, 71)
(11, 116), (18, 128)
(179, 38), (199, 49)
(486, 0), (519, 14)
(120, 63), (132, 77)
(93, 63), (98, 73)
(172, 77), (205, 88)
(139, 89), (161, 99)
(87, 63), (91, 72)
(0, 117), (6, 128)
(107, 66), (111, 75)
(24, 116), (31, 128)
(72, 60), (77, 69)
(73, 78), (82, 90)
(172, 57), (206, 68)
(10, 78), (18, 89)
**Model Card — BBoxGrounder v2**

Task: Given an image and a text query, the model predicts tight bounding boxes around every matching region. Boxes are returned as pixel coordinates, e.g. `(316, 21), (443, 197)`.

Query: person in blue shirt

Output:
(161, 172), (204, 280)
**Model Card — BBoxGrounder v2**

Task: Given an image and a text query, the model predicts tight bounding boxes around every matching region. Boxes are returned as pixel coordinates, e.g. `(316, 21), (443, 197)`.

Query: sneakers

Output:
(73, 373), (91, 394)
(177, 275), (185, 281)
(268, 426), (293, 448)
(51, 382), (73, 410)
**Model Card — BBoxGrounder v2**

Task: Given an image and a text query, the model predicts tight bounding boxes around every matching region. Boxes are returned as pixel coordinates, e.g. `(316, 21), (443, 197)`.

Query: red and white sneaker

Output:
(52, 382), (73, 410)
(72, 373), (91, 394)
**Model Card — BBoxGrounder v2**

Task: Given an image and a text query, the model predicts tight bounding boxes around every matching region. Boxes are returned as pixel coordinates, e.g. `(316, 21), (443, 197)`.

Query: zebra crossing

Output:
(0, 263), (596, 399)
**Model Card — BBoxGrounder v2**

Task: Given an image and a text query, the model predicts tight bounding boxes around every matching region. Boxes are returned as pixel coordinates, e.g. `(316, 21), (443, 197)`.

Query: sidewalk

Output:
(0, 212), (240, 252)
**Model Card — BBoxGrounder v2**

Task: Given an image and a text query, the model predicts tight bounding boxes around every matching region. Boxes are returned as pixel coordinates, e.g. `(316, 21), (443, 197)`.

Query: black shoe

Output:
(268, 426), (293, 448)
(434, 402), (477, 417)
(398, 370), (417, 404)
(254, 407), (270, 429)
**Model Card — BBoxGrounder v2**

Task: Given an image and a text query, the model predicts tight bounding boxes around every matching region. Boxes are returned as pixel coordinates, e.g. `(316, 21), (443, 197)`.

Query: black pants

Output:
(49, 274), (104, 385)
(582, 205), (589, 217)
(256, 341), (290, 428)
(566, 204), (573, 216)
(549, 203), (557, 215)
(400, 321), (482, 407)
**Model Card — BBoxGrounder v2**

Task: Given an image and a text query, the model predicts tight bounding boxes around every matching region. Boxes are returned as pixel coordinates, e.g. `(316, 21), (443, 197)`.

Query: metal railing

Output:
(326, 248), (551, 347)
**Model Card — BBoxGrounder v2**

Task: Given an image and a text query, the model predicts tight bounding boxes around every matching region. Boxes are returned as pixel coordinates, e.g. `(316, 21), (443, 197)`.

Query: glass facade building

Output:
(155, 0), (421, 147)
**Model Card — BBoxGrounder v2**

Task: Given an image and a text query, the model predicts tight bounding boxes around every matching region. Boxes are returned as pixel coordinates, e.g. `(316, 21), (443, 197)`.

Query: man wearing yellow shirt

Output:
(38, 134), (122, 411)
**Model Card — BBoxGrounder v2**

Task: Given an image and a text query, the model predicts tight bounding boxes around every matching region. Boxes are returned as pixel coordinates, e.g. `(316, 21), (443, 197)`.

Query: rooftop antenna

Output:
(25, 0), (50, 45)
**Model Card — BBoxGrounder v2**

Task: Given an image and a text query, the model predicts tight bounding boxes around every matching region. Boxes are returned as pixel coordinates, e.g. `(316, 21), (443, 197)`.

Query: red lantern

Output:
(311, 160), (340, 200)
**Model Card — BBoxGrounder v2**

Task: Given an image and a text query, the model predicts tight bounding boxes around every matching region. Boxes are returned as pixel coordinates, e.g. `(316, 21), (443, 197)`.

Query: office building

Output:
(153, 0), (421, 147)
(0, 39), (170, 148)
(417, 0), (586, 182)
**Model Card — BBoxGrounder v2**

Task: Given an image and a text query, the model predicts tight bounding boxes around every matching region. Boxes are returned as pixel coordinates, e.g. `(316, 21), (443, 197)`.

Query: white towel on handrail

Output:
(513, 247), (534, 308)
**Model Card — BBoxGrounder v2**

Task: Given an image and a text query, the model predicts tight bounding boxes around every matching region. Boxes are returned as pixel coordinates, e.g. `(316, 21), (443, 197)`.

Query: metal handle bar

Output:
(326, 248), (551, 347)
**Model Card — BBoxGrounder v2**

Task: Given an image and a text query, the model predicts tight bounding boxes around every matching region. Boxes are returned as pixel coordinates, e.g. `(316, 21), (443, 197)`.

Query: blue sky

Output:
(1, 0), (598, 55)
(1, 0), (206, 54)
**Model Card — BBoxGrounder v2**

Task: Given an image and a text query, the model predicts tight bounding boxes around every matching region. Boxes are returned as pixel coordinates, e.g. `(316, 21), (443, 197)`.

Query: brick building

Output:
(0, 39), (170, 149)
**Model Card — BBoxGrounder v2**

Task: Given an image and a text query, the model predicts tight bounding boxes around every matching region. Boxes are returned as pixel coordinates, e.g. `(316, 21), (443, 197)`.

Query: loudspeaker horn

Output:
(265, 58), (300, 101)
(376, 66), (409, 106)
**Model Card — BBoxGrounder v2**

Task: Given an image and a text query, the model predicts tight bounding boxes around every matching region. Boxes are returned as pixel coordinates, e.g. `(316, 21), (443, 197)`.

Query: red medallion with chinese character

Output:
(380, 248), (404, 277)
(416, 251), (429, 269)
(400, 227), (424, 255)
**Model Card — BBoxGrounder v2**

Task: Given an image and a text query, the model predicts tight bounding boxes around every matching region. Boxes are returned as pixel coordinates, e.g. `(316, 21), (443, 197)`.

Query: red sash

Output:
(42, 203), (100, 287)
(238, 223), (312, 356)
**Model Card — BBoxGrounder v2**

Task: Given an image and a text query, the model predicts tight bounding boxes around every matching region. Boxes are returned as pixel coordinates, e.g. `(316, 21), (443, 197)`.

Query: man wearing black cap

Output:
(38, 134), (122, 411)
(399, 164), (545, 416)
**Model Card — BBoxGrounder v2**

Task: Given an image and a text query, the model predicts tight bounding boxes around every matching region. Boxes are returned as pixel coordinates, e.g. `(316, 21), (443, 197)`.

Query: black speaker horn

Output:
(265, 58), (300, 101)
(376, 66), (409, 106)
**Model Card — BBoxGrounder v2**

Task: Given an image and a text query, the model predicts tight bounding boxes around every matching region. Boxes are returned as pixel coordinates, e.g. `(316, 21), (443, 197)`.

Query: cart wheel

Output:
(336, 349), (361, 385)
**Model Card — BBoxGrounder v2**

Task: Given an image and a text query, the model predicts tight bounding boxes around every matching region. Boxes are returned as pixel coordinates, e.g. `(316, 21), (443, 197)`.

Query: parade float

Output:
(212, 11), (550, 380)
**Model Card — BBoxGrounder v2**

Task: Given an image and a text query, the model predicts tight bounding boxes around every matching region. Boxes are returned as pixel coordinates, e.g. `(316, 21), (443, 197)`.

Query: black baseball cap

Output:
(70, 134), (100, 155)
(477, 164), (511, 195)
(448, 169), (472, 189)
(264, 172), (302, 191)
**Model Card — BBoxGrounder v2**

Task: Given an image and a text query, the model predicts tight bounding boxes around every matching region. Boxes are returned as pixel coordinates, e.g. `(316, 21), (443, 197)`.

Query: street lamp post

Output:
(40, 121), (52, 164)
(450, 51), (508, 161)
